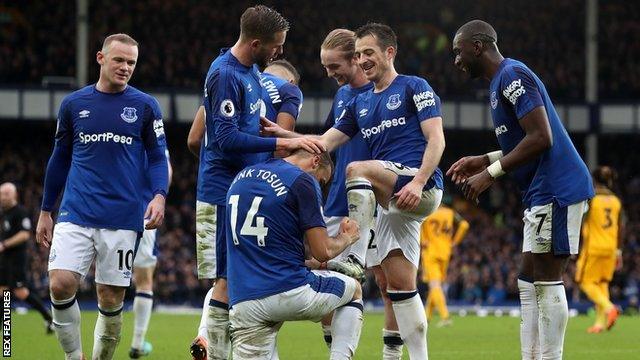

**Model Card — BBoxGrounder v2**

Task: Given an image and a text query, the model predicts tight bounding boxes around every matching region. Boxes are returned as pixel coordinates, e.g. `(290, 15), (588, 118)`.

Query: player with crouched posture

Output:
(36, 33), (169, 360)
(263, 23), (445, 360)
(227, 150), (364, 359)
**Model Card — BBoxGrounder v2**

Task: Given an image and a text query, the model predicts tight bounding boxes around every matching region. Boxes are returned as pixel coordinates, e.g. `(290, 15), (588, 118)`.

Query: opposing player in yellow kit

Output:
(575, 166), (623, 333)
(420, 196), (469, 326)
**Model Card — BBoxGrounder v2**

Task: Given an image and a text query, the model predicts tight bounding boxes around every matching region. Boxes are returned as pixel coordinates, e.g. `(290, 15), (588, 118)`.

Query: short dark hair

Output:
(354, 23), (397, 51)
(102, 33), (138, 52)
(592, 166), (616, 189)
(268, 59), (301, 85)
(456, 20), (498, 44)
(240, 5), (289, 42)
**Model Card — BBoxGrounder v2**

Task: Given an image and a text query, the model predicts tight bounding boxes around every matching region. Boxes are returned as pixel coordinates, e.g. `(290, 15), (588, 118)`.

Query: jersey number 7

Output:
(228, 195), (269, 247)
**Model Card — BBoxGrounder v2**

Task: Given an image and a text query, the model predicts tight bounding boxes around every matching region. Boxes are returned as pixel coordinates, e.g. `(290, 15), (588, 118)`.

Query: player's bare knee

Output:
(96, 284), (126, 309)
(519, 252), (534, 281)
(532, 253), (569, 281)
(133, 266), (154, 292)
(49, 270), (79, 300)
(346, 161), (368, 179)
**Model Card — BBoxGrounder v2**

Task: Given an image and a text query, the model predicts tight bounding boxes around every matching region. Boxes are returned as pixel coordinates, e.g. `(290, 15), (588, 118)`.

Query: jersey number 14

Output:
(228, 195), (269, 247)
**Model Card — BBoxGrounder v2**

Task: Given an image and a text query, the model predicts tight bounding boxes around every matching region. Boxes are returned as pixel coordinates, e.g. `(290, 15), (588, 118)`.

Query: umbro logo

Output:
(359, 109), (368, 117)
(247, 83), (253, 92)
(79, 110), (90, 118)
(337, 100), (344, 108)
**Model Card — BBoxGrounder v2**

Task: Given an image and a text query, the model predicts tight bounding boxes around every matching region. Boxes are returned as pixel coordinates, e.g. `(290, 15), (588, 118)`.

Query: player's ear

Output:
(96, 51), (105, 65)
(250, 39), (261, 50)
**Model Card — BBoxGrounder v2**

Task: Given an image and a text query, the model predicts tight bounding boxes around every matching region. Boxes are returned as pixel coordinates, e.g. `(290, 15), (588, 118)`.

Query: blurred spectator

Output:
(10, 0), (640, 100)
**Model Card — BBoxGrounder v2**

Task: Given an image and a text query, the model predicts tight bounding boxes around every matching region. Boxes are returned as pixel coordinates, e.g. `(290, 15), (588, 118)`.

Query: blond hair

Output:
(321, 29), (356, 59)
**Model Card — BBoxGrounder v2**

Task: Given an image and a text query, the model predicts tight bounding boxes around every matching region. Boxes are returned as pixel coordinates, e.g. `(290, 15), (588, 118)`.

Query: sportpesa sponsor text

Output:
(78, 132), (134, 145)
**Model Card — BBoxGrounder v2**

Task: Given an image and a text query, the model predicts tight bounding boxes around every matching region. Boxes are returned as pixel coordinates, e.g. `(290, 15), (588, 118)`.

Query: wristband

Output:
(486, 150), (504, 164)
(487, 160), (505, 178)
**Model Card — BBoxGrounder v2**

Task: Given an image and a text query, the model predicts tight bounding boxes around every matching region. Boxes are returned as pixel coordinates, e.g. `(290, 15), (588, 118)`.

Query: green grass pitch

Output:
(9, 311), (640, 359)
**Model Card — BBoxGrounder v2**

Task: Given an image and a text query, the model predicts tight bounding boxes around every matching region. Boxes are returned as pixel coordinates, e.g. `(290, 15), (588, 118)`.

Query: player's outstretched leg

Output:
(207, 280), (231, 360)
(49, 270), (84, 360)
(93, 284), (125, 360)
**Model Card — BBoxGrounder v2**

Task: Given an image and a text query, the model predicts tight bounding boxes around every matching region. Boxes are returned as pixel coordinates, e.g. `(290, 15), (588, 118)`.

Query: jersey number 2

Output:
(228, 195), (269, 247)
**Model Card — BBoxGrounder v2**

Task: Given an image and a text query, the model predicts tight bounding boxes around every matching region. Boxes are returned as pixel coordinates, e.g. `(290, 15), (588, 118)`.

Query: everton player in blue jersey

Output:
(35, 33), (169, 360)
(263, 23), (445, 360)
(186, 59), (303, 359)
(227, 150), (364, 359)
(260, 59), (303, 131)
(448, 20), (593, 360)
(192, 6), (324, 360)
(318, 28), (403, 359)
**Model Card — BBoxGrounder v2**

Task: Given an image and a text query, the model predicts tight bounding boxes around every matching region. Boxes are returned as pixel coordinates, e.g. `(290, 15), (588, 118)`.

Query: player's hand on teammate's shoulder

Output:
(461, 169), (494, 203)
(394, 179), (424, 211)
(446, 155), (489, 185)
(338, 217), (360, 244)
(144, 194), (166, 230)
(35, 211), (53, 248)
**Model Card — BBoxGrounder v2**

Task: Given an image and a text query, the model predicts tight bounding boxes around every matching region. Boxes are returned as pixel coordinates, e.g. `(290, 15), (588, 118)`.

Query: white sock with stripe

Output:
(51, 295), (83, 360)
(131, 291), (153, 350)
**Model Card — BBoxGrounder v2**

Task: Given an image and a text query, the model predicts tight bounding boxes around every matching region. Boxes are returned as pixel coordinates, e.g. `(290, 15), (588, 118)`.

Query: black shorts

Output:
(0, 248), (28, 288)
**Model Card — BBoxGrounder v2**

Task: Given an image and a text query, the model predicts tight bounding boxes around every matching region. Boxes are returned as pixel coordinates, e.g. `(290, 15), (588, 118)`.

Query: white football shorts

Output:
(522, 200), (588, 255)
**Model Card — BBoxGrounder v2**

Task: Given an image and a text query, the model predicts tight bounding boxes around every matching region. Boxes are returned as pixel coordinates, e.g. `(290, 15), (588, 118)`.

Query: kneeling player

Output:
(227, 150), (363, 359)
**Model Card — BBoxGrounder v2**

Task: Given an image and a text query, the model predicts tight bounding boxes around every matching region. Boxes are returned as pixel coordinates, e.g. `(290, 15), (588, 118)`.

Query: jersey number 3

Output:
(228, 195), (269, 247)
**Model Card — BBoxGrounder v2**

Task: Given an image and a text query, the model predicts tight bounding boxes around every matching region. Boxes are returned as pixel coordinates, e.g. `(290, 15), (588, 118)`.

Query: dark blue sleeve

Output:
(41, 98), (73, 211)
(142, 98), (169, 197)
(290, 173), (326, 231)
(410, 77), (442, 122)
(208, 69), (277, 152)
(500, 66), (544, 120)
(277, 82), (303, 120)
(333, 98), (358, 138)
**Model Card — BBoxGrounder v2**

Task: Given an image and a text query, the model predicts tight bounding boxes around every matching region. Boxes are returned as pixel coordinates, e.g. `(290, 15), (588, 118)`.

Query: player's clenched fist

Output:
(35, 211), (53, 248)
(338, 217), (360, 244)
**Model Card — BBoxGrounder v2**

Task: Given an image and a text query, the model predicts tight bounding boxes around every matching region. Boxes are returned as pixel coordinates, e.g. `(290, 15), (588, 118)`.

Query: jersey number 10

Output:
(228, 195), (269, 247)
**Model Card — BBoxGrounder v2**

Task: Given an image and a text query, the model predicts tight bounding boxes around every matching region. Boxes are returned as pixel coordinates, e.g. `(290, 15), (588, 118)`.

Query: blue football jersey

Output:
(323, 82), (374, 217)
(42, 85), (168, 231)
(226, 159), (325, 306)
(260, 72), (303, 123)
(489, 58), (594, 208)
(198, 48), (277, 205)
(142, 149), (170, 205)
(334, 75), (443, 190)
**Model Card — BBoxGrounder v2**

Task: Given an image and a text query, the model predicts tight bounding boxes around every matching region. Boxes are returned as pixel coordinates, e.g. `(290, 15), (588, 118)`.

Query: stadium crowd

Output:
(1, 124), (638, 309)
(2, 0), (638, 100)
